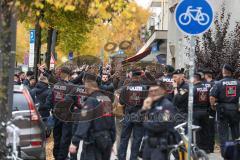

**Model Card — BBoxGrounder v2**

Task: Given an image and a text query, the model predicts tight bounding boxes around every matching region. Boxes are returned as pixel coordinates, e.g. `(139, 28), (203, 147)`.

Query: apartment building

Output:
(167, 0), (240, 68)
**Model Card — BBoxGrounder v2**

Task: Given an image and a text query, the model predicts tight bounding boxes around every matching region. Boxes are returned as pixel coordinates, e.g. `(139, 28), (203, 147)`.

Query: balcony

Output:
(137, 30), (168, 55)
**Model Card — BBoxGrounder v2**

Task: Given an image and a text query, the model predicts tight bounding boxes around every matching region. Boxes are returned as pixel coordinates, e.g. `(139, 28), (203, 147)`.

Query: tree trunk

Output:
(46, 28), (53, 69)
(0, 0), (16, 159)
(34, 16), (42, 81)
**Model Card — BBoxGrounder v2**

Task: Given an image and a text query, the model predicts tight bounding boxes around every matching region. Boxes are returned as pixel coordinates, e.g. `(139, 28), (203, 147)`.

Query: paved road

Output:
(77, 141), (223, 160)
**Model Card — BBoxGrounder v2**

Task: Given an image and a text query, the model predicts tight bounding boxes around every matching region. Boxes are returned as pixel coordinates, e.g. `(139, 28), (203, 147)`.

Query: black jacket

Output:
(143, 97), (177, 136)
(71, 91), (116, 146)
(22, 79), (30, 86)
(119, 80), (148, 113)
(173, 81), (189, 113)
(99, 80), (114, 102)
(30, 82), (50, 117)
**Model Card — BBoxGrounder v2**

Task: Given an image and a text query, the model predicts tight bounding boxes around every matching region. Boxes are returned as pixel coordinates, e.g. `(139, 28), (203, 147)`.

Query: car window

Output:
(13, 93), (29, 111)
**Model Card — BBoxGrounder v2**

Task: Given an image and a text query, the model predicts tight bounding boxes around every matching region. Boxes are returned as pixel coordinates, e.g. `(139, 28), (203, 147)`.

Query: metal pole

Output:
(187, 36), (196, 160)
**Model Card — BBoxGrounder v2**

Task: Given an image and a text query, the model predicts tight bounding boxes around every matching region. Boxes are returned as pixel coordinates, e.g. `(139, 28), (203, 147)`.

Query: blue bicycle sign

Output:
(175, 0), (213, 35)
(179, 6), (210, 26)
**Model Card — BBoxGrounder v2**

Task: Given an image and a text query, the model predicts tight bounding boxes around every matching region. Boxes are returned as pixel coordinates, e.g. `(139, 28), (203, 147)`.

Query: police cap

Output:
(203, 69), (214, 75)
(223, 64), (234, 73)
(172, 68), (185, 75)
(194, 72), (204, 80)
(132, 69), (142, 77)
(165, 65), (175, 73)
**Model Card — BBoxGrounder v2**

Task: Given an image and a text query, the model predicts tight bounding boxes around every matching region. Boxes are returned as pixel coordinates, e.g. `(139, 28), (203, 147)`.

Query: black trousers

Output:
(53, 118), (72, 160)
(217, 107), (240, 157)
(193, 109), (209, 151)
(143, 137), (168, 160)
(80, 142), (113, 160)
(207, 115), (215, 152)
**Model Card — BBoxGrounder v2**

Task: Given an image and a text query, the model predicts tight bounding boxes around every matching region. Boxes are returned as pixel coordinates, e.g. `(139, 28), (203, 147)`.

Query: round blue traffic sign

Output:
(175, 0), (214, 35)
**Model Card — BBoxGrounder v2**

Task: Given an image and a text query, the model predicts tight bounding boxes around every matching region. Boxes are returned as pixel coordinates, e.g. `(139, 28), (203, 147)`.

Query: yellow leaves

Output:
(36, 10), (40, 16)
(16, 22), (29, 63)
(15, 1), (21, 7)
(64, 5), (76, 11)
(80, 1), (150, 57)
(54, 1), (61, 9)
(39, 20), (46, 28)
(34, 1), (44, 9)
(46, 0), (54, 5)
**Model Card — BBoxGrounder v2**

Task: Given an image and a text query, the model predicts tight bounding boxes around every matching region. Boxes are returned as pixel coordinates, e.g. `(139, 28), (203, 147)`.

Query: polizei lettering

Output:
(54, 85), (67, 91)
(127, 86), (143, 91)
(197, 88), (208, 92)
(222, 81), (237, 86)
(162, 78), (173, 83)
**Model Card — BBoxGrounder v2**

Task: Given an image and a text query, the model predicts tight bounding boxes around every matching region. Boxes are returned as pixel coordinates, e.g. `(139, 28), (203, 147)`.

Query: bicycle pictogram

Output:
(179, 6), (210, 26)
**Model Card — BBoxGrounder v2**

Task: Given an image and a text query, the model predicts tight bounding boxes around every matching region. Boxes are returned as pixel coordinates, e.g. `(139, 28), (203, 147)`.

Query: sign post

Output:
(29, 29), (35, 68)
(50, 53), (55, 70)
(175, 0), (213, 159)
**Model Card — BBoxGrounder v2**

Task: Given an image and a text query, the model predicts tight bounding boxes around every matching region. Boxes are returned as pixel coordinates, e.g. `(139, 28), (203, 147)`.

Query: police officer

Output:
(141, 82), (177, 160)
(159, 65), (175, 101)
(172, 68), (189, 115)
(45, 66), (74, 160)
(210, 64), (240, 156)
(203, 69), (216, 153)
(118, 69), (148, 160)
(68, 83), (88, 160)
(69, 73), (115, 160)
(193, 72), (210, 152)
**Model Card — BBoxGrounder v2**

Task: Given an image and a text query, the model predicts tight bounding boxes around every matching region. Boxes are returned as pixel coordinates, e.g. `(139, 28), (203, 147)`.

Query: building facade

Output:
(137, 0), (169, 63)
(167, 0), (240, 69)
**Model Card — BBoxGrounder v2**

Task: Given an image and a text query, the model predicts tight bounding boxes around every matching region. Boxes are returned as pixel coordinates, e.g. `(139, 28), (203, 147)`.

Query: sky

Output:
(135, 0), (151, 8)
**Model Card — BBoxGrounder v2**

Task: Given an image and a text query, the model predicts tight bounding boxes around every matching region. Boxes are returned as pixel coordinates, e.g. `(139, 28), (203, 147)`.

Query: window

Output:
(13, 93), (29, 111)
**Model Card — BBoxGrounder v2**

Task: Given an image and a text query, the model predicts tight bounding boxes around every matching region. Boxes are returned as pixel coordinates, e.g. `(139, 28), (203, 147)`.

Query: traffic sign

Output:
(29, 30), (35, 68)
(50, 53), (55, 70)
(68, 52), (74, 60)
(30, 30), (35, 43)
(175, 0), (214, 35)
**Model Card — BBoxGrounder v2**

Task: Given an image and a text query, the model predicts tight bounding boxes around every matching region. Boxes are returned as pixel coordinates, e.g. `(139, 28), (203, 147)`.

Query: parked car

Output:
(12, 85), (46, 160)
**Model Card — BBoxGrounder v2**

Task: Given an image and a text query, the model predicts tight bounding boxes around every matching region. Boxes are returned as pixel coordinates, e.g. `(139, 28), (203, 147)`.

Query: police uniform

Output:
(69, 85), (88, 160)
(203, 69), (216, 153)
(193, 74), (210, 152)
(159, 74), (174, 101)
(45, 79), (74, 160)
(159, 65), (175, 101)
(71, 91), (115, 160)
(210, 64), (240, 155)
(172, 69), (189, 114)
(142, 96), (177, 160)
(118, 70), (148, 160)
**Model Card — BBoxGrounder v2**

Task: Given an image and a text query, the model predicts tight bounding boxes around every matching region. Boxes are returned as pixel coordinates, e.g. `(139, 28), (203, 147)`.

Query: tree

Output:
(0, 0), (17, 158)
(195, 5), (240, 76)
(79, 2), (149, 61)
(16, 0), (129, 65)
